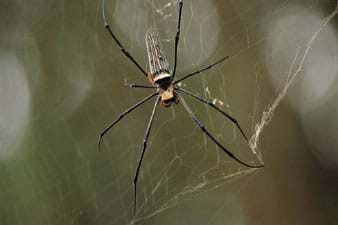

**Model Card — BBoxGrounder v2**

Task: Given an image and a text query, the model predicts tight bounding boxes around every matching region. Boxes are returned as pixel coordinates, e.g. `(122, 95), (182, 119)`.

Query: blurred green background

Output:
(1, 0), (338, 224)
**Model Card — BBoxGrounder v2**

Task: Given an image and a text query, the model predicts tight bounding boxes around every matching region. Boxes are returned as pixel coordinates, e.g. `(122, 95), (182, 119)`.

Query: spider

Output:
(99, 0), (264, 214)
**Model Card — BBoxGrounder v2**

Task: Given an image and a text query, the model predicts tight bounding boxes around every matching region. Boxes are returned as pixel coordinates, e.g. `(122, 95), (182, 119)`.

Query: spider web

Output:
(1, 0), (338, 224)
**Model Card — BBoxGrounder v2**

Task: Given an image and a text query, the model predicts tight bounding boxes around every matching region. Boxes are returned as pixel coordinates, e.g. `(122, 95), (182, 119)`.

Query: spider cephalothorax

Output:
(148, 74), (178, 107)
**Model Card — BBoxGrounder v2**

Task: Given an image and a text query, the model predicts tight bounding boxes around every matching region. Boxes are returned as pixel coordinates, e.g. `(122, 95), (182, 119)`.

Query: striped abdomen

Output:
(145, 30), (171, 83)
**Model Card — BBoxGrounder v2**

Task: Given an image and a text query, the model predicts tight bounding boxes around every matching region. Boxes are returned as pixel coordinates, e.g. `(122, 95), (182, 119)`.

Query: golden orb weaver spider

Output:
(98, 0), (264, 215)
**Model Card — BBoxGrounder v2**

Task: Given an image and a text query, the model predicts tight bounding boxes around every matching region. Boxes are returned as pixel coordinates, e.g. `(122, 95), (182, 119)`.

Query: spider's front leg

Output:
(177, 88), (248, 141)
(97, 92), (158, 152)
(133, 95), (160, 215)
(178, 95), (264, 168)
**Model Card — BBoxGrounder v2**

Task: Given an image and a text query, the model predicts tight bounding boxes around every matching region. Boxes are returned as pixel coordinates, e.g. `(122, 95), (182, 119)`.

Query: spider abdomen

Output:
(145, 30), (171, 84)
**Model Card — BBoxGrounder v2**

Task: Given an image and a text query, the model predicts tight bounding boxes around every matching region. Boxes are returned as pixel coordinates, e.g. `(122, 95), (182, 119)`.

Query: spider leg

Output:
(133, 96), (160, 215)
(124, 83), (155, 89)
(102, 0), (147, 77)
(178, 95), (264, 168)
(172, 0), (183, 78)
(174, 57), (229, 84)
(98, 92), (158, 152)
(177, 88), (248, 142)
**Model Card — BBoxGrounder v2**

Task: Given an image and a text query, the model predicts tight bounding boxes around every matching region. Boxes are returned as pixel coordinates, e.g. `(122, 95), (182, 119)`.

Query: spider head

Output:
(159, 84), (178, 107)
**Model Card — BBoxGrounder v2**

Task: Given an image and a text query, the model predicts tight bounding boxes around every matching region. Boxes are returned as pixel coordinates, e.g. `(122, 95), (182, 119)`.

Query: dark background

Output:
(1, 0), (338, 224)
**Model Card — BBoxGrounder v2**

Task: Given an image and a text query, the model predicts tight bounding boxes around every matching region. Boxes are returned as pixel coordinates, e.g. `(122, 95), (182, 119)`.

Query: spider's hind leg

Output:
(102, 0), (147, 77)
